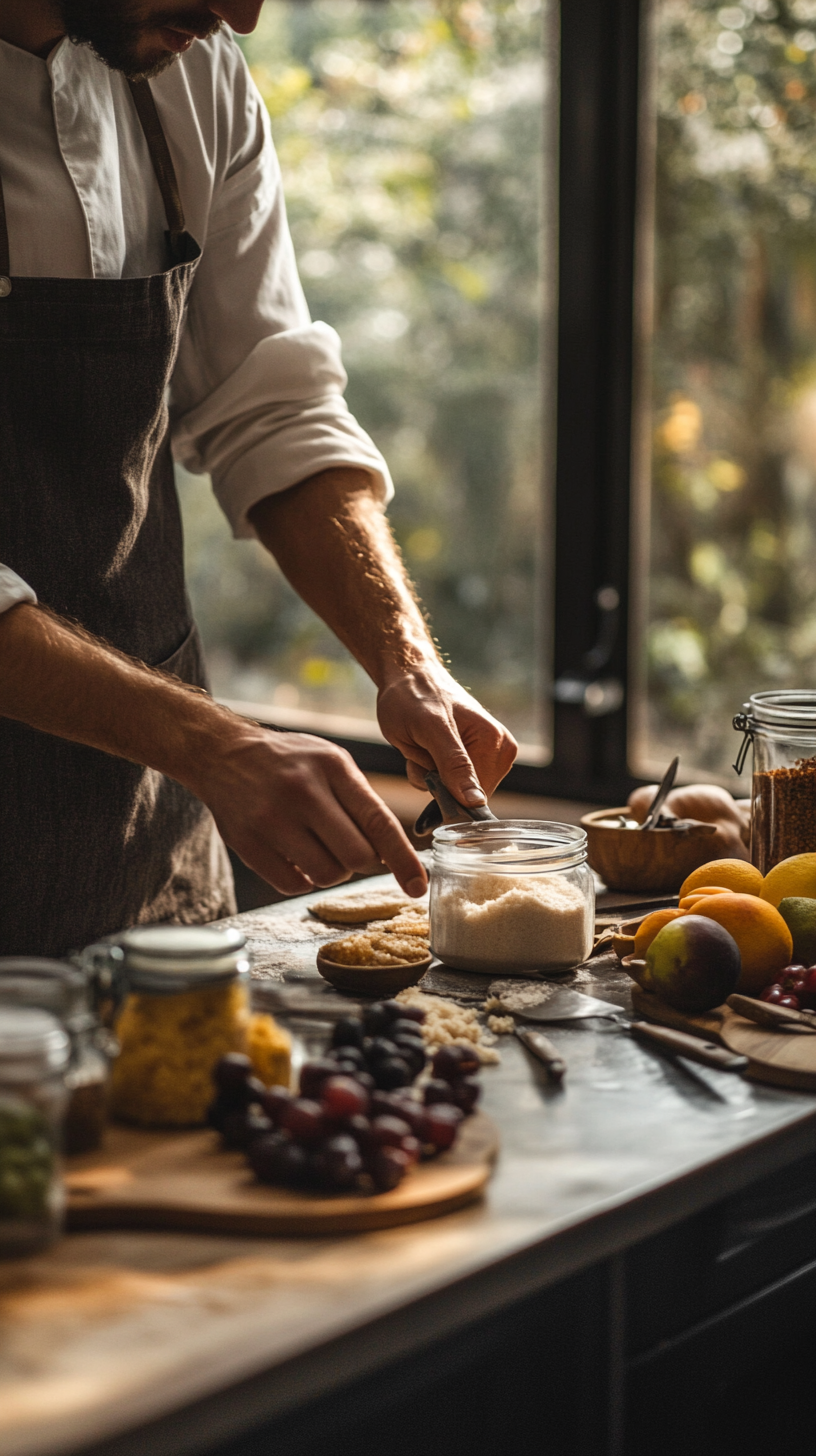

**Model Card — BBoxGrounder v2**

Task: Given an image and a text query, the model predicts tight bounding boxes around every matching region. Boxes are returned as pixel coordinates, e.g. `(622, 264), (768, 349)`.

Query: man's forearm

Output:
(0, 602), (232, 791)
(248, 468), (442, 690)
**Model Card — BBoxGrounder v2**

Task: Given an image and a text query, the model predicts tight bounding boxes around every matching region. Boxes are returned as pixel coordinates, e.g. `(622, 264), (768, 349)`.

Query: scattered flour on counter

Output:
(433, 873), (590, 972)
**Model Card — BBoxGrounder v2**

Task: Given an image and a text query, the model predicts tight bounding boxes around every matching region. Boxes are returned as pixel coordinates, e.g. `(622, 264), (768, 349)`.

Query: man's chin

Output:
(121, 46), (181, 81)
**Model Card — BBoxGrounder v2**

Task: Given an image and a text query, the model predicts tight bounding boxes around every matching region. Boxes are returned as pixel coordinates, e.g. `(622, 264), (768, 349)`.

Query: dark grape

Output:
(390, 1100), (428, 1141)
(280, 1098), (326, 1144)
(369, 1146), (410, 1192)
(321, 1075), (370, 1119)
(381, 1000), (405, 1023)
(259, 1085), (293, 1124)
(331, 1017), (365, 1050)
(393, 1004), (425, 1025)
(392, 1035), (426, 1076)
(424, 1078), (455, 1106)
(450, 1077), (480, 1115)
(399, 1135), (420, 1165)
(374, 1056), (412, 1090)
(213, 1053), (253, 1091)
(319, 1134), (363, 1190)
(355, 1071), (375, 1093)
(390, 1019), (426, 1041)
(342, 1114), (375, 1153)
(433, 1044), (479, 1080)
(365, 1037), (400, 1065)
(220, 1108), (273, 1150)
(333, 1045), (365, 1070)
(206, 1087), (249, 1129)
(424, 1103), (464, 1151)
(299, 1058), (342, 1099)
(274, 1142), (309, 1188)
(363, 1002), (391, 1035)
(371, 1114), (412, 1147)
(247, 1131), (291, 1182)
(370, 1091), (409, 1119)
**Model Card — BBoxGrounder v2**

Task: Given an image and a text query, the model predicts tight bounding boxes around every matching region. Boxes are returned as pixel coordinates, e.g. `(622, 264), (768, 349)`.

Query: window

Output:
(635, 0), (816, 784)
(178, 0), (554, 763)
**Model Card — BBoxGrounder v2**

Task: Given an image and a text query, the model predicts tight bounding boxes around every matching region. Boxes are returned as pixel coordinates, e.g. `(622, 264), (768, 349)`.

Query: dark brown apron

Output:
(0, 79), (236, 956)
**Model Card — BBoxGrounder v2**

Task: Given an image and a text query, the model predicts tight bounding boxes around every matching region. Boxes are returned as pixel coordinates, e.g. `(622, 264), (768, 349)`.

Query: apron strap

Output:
(127, 78), (188, 263)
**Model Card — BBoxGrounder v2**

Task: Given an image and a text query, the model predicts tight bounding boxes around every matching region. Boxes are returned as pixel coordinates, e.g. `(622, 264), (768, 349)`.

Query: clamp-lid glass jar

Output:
(84, 925), (291, 1127)
(430, 820), (594, 974)
(0, 1007), (69, 1258)
(733, 691), (816, 874)
(0, 958), (109, 1154)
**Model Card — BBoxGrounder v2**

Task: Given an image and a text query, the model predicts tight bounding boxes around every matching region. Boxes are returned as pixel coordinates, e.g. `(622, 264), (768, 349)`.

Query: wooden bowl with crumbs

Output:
(316, 946), (432, 997)
(581, 807), (717, 894)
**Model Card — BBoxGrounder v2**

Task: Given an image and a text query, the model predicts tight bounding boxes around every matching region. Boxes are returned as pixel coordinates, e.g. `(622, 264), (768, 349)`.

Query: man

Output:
(0, 0), (516, 956)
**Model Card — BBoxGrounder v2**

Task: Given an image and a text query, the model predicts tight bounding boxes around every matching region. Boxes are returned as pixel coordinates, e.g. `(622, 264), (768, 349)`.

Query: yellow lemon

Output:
(680, 859), (763, 899)
(760, 853), (816, 909)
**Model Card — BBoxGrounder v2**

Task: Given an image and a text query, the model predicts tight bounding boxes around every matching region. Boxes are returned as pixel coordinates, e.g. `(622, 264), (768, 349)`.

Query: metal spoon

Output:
(639, 755), (679, 831)
(414, 771), (497, 836)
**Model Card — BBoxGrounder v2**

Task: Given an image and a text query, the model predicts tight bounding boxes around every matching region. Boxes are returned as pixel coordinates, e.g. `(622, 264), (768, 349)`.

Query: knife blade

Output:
(512, 987), (748, 1073)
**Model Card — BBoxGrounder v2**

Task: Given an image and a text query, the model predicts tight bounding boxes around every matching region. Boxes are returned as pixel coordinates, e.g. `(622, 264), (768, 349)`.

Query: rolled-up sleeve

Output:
(0, 564), (37, 615)
(169, 46), (392, 538)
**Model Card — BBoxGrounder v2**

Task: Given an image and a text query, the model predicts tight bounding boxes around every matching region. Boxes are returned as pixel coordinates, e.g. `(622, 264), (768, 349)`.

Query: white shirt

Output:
(0, 30), (393, 614)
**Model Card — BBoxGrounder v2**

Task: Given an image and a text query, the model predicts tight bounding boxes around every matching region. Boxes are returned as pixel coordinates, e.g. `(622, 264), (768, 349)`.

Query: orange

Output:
(633, 908), (686, 958)
(691, 892), (793, 995)
(678, 887), (730, 910)
(760, 853), (816, 908)
(680, 859), (763, 899)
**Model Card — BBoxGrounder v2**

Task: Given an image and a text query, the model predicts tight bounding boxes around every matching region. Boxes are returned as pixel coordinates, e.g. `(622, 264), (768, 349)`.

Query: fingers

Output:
(332, 767), (427, 897)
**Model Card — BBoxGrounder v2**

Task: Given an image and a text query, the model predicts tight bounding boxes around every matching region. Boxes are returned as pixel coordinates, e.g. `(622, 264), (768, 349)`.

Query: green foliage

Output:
(647, 0), (816, 776)
(180, 0), (546, 744)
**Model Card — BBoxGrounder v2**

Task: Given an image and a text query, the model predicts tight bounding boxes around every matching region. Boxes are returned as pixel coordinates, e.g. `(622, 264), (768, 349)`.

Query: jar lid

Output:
(0, 957), (88, 1024)
(116, 925), (249, 994)
(432, 819), (587, 872)
(741, 691), (816, 732)
(0, 1007), (69, 1080)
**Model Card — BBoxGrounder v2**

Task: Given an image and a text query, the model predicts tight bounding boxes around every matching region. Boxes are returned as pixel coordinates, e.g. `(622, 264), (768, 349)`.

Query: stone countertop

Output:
(2, 879), (816, 1456)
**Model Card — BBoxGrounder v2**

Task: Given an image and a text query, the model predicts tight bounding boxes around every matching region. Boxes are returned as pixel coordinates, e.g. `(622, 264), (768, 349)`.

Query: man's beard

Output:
(56, 2), (222, 81)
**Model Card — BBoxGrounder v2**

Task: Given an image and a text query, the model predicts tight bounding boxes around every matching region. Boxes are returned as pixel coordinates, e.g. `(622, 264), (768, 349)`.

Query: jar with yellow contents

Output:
(84, 926), (290, 1128)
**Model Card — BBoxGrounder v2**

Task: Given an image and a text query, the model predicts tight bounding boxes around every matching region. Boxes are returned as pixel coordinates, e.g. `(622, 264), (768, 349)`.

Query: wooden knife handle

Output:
(727, 993), (816, 1032)
(516, 1028), (567, 1081)
(629, 1020), (748, 1072)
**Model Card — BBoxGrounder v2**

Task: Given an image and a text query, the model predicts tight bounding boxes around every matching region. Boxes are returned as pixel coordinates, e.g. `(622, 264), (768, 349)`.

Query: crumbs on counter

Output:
(487, 1015), (516, 1035)
(396, 987), (501, 1064)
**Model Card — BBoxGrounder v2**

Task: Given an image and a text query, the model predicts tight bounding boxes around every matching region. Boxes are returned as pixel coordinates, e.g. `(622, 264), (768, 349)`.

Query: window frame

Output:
(230, 0), (649, 806)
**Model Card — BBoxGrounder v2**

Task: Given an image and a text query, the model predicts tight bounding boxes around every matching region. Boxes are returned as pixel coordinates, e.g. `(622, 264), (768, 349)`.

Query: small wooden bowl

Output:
(581, 807), (717, 893)
(316, 947), (432, 997)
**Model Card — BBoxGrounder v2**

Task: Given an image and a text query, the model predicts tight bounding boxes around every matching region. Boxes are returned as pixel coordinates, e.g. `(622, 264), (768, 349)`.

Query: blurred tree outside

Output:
(177, 0), (548, 752)
(640, 0), (816, 782)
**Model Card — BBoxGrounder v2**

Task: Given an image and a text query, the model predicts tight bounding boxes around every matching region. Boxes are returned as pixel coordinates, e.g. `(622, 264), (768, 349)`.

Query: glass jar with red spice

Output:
(733, 691), (816, 875)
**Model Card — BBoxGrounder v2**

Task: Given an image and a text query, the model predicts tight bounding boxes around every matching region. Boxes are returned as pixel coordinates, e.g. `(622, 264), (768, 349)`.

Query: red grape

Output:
(424, 1103), (464, 1151)
(248, 1131), (291, 1182)
(371, 1114), (412, 1147)
(299, 1058), (342, 1099)
(313, 1135), (363, 1191)
(321, 1075), (370, 1119)
(342, 1114), (375, 1153)
(280, 1098), (326, 1144)
(388, 1099), (427, 1139)
(778, 965), (806, 989)
(779, 994), (801, 1010)
(399, 1135), (420, 1165)
(760, 984), (786, 1003)
(259, 1085), (292, 1124)
(796, 967), (816, 1010)
(369, 1146), (410, 1192)
(450, 1076), (480, 1115)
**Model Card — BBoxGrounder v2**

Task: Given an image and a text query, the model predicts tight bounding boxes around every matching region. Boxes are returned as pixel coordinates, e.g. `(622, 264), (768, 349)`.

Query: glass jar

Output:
(430, 820), (595, 975)
(0, 958), (109, 1154)
(83, 925), (290, 1127)
(733, 691), (816, 875)
(0, 1007), (69, 1258)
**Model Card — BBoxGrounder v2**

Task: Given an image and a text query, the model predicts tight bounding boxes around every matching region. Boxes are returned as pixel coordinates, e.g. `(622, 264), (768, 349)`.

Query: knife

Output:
(510, 987), (748, 1073)
(515, 1027), (567, 1081)
(414, 770), (498, 837)
(639, 756), (680, 831)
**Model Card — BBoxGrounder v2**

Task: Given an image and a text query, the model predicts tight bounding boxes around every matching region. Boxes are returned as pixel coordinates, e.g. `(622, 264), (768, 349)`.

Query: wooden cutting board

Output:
(64, 1113), (498, 1236)
(631, 987), (816, 1092)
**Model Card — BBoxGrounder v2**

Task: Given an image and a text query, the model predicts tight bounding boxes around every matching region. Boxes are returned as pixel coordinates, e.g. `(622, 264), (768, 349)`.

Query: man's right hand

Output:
(0, 602), (427, 898)
(188, 723), (427, 897)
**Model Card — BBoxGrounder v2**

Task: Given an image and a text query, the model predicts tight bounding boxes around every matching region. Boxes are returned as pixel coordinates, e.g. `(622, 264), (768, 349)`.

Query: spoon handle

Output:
(639, 755), (680, 831)
(413, 771), (497, 836)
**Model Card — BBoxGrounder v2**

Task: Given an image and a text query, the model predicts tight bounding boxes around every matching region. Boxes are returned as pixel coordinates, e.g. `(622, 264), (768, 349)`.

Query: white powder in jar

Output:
(431, 871), (591, 974)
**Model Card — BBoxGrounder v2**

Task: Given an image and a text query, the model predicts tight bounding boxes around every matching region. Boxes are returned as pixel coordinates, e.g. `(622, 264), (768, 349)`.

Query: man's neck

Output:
(0, 0), (65, 57)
